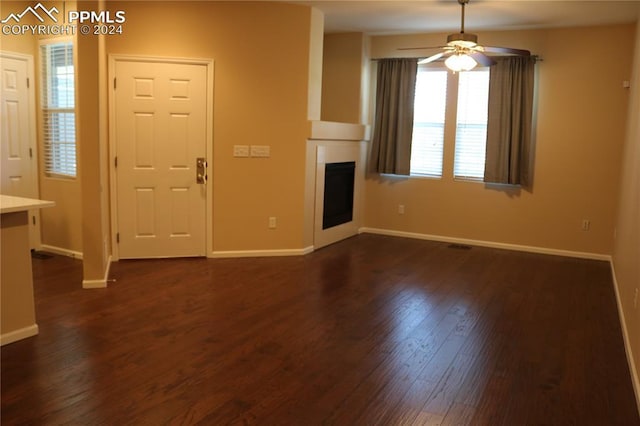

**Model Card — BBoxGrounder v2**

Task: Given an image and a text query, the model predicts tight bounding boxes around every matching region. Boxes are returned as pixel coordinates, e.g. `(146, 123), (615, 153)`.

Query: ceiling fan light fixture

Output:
(445, 53), (477, 72)
(397, 0), (531, 67)
(446, 32), (478, 49)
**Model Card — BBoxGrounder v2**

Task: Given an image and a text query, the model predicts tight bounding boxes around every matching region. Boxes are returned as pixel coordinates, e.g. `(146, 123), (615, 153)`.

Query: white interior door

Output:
(114, 60), (208, 258)
(0, 52), (41, 250)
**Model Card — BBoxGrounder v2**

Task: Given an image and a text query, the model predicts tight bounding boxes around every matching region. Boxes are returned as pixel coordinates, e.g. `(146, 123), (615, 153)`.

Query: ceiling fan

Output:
(401, 0), (531, 71)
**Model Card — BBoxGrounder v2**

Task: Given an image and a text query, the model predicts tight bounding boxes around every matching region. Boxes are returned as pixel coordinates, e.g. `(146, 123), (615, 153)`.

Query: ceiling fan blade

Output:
(418, 52), (446, 65)
(398, 46), (448, 51)
(469, 51), (496, 67)
(483, 46), (531, 56)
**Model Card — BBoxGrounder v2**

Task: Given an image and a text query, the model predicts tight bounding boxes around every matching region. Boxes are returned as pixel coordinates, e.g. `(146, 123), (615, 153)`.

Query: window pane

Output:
(410, 69), (447, 177)
(454, 69), (490, 180)
(41, 43), (74, 109)
(40, 41), (76, 178)
(43, 110), (76, 176)
(49, 112), (76, 142)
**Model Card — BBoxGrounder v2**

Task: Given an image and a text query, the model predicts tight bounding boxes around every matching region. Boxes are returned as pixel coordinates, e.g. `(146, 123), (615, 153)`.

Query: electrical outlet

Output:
(398, 204), (405, 215)
(634, 288), (638, 309)
(268, 217), (277, 229)
(581, 219), (590, 231)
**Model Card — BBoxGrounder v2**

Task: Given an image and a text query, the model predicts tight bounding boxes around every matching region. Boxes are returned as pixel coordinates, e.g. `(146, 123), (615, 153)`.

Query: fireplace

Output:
(322, 161), (355, 230)
(308, 127), (367, 250)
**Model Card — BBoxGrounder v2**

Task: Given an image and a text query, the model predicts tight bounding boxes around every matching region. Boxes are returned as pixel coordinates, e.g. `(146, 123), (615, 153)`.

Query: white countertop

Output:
(0, 195), (55, 214)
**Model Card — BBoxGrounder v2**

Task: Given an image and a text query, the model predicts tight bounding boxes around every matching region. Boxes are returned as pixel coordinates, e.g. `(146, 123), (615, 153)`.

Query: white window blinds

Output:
(454, 69), (490, 180)
(410, 69), (448, 177)
(40, 41), (76, 178)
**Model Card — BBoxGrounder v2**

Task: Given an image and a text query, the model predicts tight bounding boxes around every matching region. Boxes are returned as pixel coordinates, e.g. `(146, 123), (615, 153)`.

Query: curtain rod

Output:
(370, 55), (543, 62)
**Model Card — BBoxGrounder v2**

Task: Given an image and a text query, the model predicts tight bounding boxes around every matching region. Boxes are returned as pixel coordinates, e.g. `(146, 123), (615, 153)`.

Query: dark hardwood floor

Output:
(2, 234), (639, 425)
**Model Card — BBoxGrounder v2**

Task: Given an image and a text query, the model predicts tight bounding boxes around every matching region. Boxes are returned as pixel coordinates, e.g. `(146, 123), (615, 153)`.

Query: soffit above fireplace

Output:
(309, 121), (370, 142)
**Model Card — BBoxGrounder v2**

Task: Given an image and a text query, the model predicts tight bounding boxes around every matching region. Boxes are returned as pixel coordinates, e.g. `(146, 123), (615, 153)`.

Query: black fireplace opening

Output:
(322, 161), (355, 230)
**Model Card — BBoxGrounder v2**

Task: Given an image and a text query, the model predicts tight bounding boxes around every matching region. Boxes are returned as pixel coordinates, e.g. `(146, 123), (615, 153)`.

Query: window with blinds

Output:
(454, 70), (490, 180)
(40, 40), (76, 178)
(409, 67), (490, 181)
(410, 69), (448, 177)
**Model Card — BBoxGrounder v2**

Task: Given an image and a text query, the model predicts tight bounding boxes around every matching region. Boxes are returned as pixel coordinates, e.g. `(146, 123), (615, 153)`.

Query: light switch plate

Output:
(233, 145), (249, 157)
(250, 145), (270, 158)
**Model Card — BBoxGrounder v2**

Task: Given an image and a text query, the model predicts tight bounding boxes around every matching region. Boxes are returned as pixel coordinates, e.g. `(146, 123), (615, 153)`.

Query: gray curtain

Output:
(484, 56), (536, 186)
(370, 59), (418, 175)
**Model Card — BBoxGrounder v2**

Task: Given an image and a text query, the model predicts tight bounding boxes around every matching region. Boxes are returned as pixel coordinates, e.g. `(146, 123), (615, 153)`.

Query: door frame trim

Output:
(108, 55), (214, 260)
(0, 50), (42, 249)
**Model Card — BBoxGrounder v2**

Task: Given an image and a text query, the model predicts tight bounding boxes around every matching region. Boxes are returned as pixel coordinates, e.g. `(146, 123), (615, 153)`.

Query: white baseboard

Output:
(610, 262), (640, 414)
(82, 255), (112, 289)
(210, 246), (314, 259)
(82, 280), (107, 289)
(0, 324), (39, 346)
(359, 227), (611, 261)
(40, 244), (83, 260)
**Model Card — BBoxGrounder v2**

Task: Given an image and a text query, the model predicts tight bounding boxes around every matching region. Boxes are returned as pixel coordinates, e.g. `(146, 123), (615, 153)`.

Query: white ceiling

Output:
(286, 0), (640, 35)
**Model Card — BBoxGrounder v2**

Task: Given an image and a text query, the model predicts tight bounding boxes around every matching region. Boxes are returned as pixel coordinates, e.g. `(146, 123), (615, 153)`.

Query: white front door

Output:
(114, 60), (208, 258)
(0, 52), (41, 250)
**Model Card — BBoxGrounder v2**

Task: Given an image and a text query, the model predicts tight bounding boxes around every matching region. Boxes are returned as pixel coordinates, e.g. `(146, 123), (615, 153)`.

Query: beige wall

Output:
(322, 33), (365, 123)
(613, 19), (640, 408)
(106, 1), (315, 252)
(307, 7), (324, 121)
(1, 212), (37, 337)
(364, 24), (635, 256)
(0, 1), (36, 54)
(38, 1), (83, 255)
(77, 0), (108, 281)
(1, 1), (84, 255)
(4, 0), (320, 260)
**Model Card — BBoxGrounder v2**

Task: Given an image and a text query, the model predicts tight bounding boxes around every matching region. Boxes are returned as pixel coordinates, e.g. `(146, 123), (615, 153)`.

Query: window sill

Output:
(453, 176), (484, 183)
(409, 173), (442, 180)
(44, 173), (77, 181)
